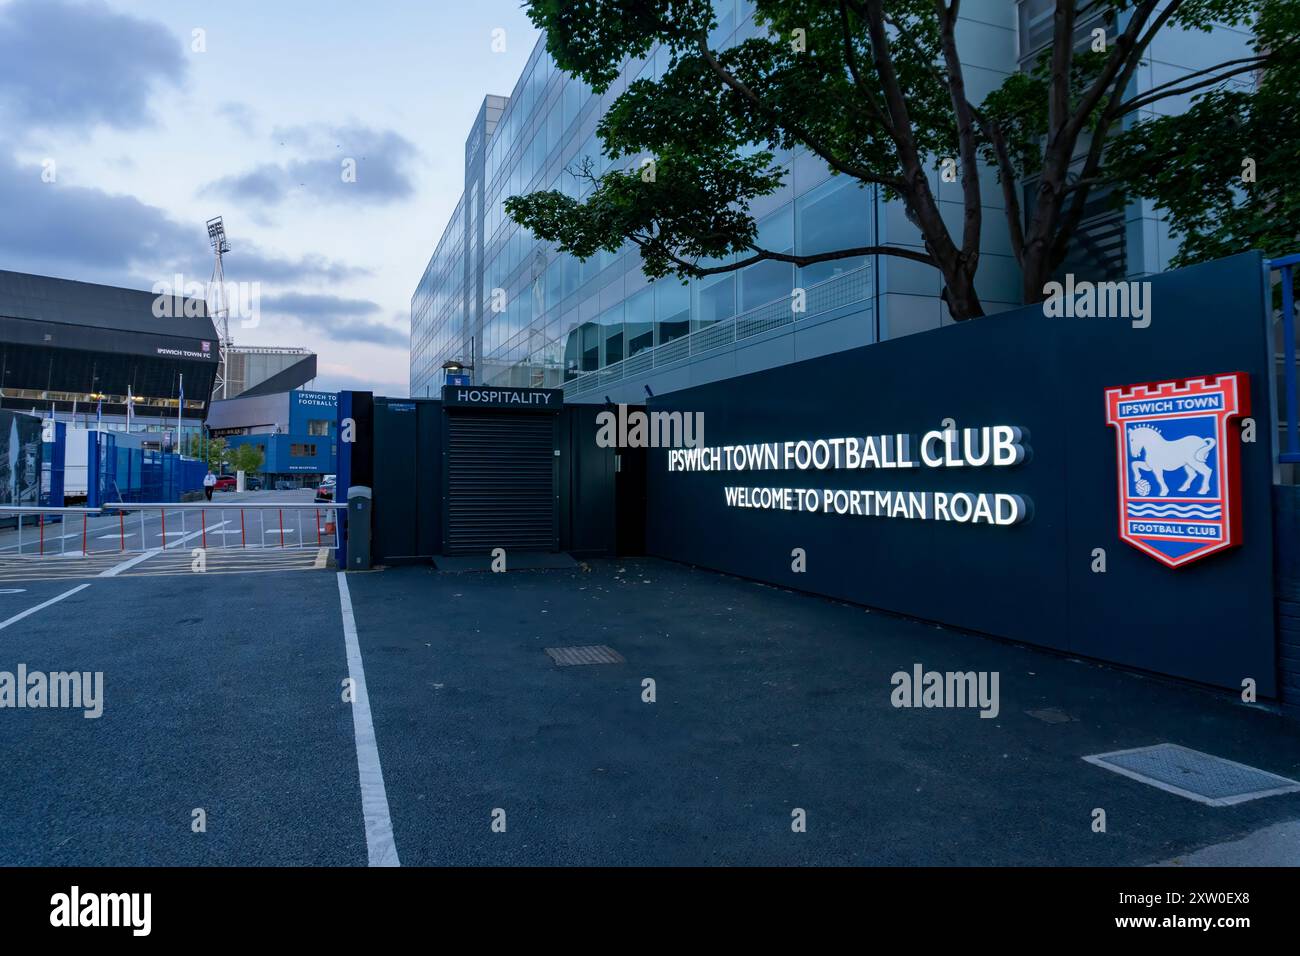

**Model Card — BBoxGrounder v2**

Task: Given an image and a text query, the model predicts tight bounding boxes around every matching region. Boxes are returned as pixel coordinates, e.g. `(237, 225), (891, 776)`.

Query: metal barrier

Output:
(1270, 253), (1300, 465)
(0, 502), (346, 556)
(0, 506), (101, 557)
(562, 263), (873, 398)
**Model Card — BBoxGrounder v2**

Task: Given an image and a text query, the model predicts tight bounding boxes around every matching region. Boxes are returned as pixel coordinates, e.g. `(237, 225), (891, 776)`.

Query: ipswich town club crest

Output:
(1104, 373), (1250, 568)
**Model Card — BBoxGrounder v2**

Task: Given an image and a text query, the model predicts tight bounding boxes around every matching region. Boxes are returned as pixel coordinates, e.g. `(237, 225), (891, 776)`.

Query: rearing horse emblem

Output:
(1127, 426), (1215, 496)
(1105, 374), (1249, 568)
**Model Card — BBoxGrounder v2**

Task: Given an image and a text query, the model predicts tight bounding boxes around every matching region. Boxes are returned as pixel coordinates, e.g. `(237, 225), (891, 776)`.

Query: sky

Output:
(0, 0), (540, 395)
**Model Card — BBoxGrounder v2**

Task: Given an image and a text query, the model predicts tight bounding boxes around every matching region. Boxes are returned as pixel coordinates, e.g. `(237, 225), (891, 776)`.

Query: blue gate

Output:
(1270, 253), (1300, 464)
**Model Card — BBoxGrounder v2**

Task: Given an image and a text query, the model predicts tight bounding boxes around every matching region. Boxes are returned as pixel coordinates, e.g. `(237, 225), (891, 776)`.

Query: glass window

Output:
(580, 321), (601, 371)
(563, 78), (582, 132)
(1018, 0), (1055, 59)
(562, 253), (579, 298)
(795, 177), (873, 287)
(694, 272), (735, 329)
(742, 206), (794, 310)
(625, 285), (654, 357)
(741, 260), (794, 311)
(709, 0), (738, 48)
(546, 104), (562, 158)
(545, 257), (563, 308)
(655, 277), (690, 344)
(600, 302), (625, 366)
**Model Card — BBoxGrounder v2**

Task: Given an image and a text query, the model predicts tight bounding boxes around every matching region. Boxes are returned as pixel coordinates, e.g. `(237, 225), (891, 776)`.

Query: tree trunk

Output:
(941, 260), (985, 321)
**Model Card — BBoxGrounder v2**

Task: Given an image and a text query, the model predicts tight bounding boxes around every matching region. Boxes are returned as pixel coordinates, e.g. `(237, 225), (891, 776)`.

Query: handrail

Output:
(102, 501), (347, 510)
(0, 506), (103, 515)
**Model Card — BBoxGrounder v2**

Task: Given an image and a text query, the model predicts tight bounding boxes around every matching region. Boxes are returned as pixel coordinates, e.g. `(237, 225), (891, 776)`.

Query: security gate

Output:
(442, 387), (562, 555)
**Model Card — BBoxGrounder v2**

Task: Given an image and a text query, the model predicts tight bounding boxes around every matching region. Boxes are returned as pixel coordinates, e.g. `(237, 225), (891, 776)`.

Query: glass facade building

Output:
(411, 0), (1252, 403)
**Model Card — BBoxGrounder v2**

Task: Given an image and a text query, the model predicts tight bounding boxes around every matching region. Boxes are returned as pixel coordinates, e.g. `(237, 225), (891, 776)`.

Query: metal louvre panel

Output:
(446, 412), (555, 554)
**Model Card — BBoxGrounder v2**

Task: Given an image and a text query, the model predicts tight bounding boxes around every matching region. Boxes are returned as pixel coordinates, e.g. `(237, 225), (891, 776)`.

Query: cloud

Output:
(262, 293), (406, 347)
(0, 151), (369, 290)
(0, 0), (186, 134)
(263, 292), (381, 318)
(202, 124), (419, 206)
(235, 249), (372, 285)
(311, 368), (408, 396)
(217, 101), (258, 134)
(204, 164), (290, 204)
(0, 150), (201, 283)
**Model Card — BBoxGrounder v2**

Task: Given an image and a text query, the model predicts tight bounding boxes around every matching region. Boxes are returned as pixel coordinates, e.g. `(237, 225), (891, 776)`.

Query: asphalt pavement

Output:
(4, 553), (1300, 866)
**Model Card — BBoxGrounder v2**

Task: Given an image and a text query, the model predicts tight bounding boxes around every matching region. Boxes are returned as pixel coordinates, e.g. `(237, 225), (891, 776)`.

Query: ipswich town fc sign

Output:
(1104, 373), (1249, 568)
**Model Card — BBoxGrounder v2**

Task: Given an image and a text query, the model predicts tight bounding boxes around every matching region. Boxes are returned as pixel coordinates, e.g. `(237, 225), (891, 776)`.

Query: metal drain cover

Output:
(545, 645), (625, 666)
(1084, 743), (1300, 806)
(1027, 707), (1075, 724)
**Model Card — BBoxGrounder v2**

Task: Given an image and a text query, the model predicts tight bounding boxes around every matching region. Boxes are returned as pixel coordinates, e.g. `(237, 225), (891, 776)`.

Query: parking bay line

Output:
(0, 583), (91, 631)
(337, 572), (400, 867)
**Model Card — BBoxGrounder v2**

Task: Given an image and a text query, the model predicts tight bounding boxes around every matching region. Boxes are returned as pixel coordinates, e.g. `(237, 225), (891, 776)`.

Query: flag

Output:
(96, 395), (102, 429)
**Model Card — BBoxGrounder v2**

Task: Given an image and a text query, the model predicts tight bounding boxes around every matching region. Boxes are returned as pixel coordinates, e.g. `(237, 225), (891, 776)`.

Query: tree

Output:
(1103, 1), (1300, 271)
(185, 434), (227, 471)
(228, 443), (264, 476)
(506, 0), (1298, 322)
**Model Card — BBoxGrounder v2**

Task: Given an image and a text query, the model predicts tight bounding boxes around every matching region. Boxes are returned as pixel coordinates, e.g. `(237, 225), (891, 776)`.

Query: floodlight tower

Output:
(206, 216), (232, 399)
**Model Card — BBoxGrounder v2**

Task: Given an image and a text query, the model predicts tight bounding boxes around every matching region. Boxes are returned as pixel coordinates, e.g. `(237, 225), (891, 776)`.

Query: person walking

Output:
(203, 470), (217, 501)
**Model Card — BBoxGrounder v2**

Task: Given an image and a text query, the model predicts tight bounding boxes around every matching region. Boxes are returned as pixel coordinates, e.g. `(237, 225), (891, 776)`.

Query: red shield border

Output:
(1104, 373), (1250, 569)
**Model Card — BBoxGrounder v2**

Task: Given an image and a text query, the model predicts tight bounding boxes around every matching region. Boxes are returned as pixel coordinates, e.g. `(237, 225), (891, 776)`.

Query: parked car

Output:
(214, 475), (237, 492)
(245, 475), (263, 491)
(275, 479), (296, 491)
(314, 475), (337, 502)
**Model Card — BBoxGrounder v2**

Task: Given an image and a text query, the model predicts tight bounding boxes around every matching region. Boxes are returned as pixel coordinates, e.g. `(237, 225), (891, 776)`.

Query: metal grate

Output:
(1083, 743), (1300, 806)
(545, 645), (625, 666)
(445, 411), (556, 555)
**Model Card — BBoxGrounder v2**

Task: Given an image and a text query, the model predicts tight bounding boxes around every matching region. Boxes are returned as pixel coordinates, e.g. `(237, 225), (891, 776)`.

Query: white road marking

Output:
(98, 549), (162, 577)
(0, 583), (91, 631)
(337, 572), (400, 867)
(99, 522), (220, 577)
(156, 522), (228, 539)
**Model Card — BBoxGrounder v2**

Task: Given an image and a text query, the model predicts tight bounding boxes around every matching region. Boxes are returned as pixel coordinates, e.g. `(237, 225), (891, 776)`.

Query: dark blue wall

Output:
(1275, 486), (1300, 715)
(646, 253), (1277, 695)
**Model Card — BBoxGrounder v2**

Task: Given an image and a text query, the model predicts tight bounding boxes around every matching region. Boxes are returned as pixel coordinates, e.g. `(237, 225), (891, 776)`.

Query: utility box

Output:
(346, 485), (372, 571)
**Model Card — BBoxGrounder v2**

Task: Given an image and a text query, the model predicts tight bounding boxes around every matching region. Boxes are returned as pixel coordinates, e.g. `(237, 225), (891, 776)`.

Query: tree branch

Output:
(934, 0), (981, 259)
(836, 0), (894, 133)
(970, 104), (1026, 266)
(1115, 57), (1272, 115)
(627, 233), (935, 275)
(693, 35), (904, 189)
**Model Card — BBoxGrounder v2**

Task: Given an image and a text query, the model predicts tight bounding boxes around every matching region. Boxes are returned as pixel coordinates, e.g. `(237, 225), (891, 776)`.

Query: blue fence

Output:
(87, 431), (207, 506)
(40, 420), (66, 507)
(1270, 253), (1300, 464)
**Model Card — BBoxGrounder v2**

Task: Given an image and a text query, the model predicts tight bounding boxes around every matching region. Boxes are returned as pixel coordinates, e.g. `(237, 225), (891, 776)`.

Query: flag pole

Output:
(178, 373), (184, 454)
